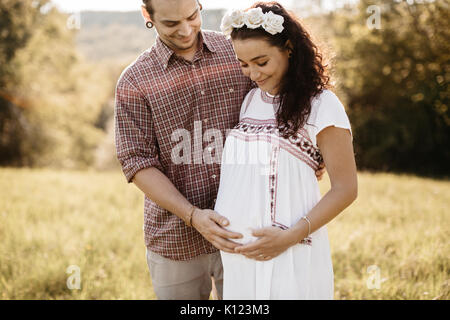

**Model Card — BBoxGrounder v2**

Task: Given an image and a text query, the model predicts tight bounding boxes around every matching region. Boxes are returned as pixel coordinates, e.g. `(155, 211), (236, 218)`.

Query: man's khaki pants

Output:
(146, 248), (223, 300)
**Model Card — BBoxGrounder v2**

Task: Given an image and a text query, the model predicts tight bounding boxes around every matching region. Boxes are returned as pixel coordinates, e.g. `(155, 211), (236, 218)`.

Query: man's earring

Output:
(146, 21), (153, 29)
(199, 3), (203, 11)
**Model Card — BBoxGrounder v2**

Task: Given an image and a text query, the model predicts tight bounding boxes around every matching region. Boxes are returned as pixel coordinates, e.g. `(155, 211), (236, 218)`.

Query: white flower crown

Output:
(220, 7), (285, 38)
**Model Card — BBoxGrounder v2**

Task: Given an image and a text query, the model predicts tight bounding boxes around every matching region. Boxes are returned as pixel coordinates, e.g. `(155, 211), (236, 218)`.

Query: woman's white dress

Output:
(214, 88), (352, 300)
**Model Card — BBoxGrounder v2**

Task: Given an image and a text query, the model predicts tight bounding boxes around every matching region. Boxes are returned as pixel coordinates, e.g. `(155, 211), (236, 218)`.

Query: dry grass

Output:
(0, 168), (448, 299)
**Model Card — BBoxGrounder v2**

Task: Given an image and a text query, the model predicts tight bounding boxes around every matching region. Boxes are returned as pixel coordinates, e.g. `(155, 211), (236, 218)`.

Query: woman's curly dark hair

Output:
(231, 1), (330, 138)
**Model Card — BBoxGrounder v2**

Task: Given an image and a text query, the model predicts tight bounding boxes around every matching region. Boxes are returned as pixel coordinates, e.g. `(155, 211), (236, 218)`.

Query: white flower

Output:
(244, 7), (265, 29)
(220, 13), (234, 37)
(221, 8), (285, 37)
(262, 11), (285, 35)
(230, 9), (245, 28)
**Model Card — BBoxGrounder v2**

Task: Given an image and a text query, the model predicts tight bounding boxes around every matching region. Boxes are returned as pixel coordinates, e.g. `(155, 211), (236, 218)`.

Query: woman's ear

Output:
(285, 39), (294, 54)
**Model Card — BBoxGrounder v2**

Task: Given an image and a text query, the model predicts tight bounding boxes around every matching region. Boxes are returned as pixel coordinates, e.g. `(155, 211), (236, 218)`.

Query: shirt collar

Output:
(155, 30), (217, 69)
(200, 30), (217, 54)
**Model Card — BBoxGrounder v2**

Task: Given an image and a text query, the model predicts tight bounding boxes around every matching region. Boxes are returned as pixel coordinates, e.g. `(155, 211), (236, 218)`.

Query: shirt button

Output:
(203, 118), (208, 123)
(229, 88), (234, 93)
(212, 174), (217, 179)
(207, 147), (213, 152)
(200, 90), (205, 95)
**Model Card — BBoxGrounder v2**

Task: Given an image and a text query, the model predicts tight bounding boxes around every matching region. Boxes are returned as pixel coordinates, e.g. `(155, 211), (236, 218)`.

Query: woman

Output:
(214, 2), (358, 299)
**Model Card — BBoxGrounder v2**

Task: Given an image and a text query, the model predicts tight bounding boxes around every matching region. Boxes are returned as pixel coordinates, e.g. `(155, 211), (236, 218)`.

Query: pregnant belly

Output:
(214, 162), (273, 244)
(214, 189), (269, 245)
(214, 205), (258, 245)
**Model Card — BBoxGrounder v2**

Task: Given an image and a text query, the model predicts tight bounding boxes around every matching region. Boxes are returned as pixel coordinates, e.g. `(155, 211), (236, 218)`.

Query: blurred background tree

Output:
(0, 0), (45, 166)
(328, 0), (449, 175)
(0, 0), (113, 168)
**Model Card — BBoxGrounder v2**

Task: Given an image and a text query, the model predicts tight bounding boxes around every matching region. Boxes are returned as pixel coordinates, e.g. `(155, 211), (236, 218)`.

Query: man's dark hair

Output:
(142, 0), (200, 17)
(142, 0), (154, 17)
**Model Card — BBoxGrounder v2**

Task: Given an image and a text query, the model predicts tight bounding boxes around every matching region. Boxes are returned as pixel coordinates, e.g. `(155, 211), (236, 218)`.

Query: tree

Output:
(329, 0), (449, 174)
(0, 1), (110, 168)
(0, 0), (53, 165)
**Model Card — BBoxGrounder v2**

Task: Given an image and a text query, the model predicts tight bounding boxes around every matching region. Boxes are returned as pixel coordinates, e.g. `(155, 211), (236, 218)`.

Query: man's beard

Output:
(172, 33), (199, 51)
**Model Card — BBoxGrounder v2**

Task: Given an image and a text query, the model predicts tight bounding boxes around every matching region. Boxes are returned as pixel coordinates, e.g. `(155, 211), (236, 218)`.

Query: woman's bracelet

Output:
(301, 216), (311, 237)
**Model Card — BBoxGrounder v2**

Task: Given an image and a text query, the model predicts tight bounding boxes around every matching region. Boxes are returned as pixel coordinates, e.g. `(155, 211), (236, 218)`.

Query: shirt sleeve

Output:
(114, 74), (163, 183)
(311, 90), (352, 144)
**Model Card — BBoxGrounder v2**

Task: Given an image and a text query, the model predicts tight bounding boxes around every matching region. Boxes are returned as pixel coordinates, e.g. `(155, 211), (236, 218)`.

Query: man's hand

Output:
(191, 208), (243, 253)
(315, 162), (326, 181)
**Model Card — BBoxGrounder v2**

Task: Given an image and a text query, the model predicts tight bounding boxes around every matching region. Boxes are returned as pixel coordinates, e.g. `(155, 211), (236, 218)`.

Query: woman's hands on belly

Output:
(234, 226), (296, 261)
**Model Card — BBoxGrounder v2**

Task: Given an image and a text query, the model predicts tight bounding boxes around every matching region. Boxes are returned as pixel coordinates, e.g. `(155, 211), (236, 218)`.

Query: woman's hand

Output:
(234, 226), (296, 261)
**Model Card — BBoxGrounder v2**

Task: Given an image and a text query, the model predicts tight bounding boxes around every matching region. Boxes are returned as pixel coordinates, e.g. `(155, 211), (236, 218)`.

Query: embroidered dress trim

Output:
(231, 118), (323, 171)
(269, 145), (281, 226)
(240, 117), (314, 144)
(267, 145), (312, 246)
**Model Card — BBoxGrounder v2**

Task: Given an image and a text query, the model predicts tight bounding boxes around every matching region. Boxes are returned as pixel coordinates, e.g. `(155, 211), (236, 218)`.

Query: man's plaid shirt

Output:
(114, 30), (253, 261)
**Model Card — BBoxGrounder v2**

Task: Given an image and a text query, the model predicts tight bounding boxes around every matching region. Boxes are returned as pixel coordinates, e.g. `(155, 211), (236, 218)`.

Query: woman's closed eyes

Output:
(240, 61), (269, 68)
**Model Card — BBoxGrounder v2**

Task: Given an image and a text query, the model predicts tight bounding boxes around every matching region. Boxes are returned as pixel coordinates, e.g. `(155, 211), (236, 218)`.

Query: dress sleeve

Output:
(114, 73), (163, 183)
(310, 90), (352, 145)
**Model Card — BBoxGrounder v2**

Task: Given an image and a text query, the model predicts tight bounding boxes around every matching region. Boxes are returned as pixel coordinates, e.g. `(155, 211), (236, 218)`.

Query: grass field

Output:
(0, 168), (448, 300)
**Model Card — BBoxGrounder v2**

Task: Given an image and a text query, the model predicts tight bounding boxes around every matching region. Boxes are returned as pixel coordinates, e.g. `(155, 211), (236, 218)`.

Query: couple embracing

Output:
(115, 0), (357, 300)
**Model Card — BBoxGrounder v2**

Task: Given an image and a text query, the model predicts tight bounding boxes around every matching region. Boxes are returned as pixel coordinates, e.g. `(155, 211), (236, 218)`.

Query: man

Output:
(115, 0), (324, 300)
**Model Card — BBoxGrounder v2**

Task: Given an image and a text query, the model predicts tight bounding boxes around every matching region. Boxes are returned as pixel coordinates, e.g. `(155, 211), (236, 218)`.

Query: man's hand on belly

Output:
(191, 208), (244, 253)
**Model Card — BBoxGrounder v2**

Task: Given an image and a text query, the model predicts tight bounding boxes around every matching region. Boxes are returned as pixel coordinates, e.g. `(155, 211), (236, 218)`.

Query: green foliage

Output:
(0, 0), (45, 88)
(329, 0), (449, 174)
(0, 0), (50, 165)
(0, 1), (113, 168)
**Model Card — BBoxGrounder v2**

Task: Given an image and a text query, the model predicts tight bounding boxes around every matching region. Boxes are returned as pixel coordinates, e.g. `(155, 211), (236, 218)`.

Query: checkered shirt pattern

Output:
(115, 30), (253, 261)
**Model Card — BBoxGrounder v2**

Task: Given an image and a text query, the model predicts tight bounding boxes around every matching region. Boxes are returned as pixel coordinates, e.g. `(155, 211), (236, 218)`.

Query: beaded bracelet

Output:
(301, 216), (311, 237)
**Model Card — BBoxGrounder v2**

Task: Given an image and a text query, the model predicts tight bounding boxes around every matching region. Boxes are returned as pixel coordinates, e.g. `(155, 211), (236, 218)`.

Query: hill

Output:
(75, 9), (226, 63)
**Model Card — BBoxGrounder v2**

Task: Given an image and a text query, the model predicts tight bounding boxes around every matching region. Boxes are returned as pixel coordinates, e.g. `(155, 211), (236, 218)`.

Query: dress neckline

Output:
(260, 89), (281, 105)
